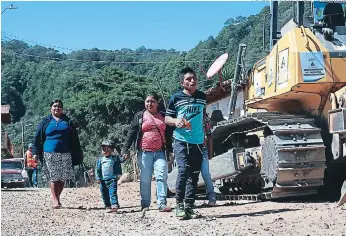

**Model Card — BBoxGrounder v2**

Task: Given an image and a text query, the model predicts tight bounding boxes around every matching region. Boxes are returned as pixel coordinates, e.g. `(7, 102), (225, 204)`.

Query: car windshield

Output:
(1, 161), (22, 170)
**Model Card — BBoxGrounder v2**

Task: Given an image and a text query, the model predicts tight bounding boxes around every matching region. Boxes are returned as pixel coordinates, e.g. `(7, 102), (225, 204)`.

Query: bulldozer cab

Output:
(312, 2), (346, 43)
(312, 1), (346, 28)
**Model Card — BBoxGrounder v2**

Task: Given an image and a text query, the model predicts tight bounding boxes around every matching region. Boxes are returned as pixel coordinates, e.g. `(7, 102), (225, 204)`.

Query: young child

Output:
(95, 140), (125, 213)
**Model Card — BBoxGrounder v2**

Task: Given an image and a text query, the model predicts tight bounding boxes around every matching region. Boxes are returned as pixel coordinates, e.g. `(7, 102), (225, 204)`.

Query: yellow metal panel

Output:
(293, 27), (332, 83)
(246, 25), (345, 114)
(264, 45), (277, 98)
(275, 30), (293, 95)
(331, 58), (346, 83)
(248, 59), (266, 102)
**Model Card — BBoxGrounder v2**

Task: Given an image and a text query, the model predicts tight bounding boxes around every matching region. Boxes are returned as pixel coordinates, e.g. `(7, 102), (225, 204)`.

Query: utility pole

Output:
(21, 123), (33, 159)
(157, 79), (168, 109)
(21, 122), (25, 159)
(2, 4), (18, 14)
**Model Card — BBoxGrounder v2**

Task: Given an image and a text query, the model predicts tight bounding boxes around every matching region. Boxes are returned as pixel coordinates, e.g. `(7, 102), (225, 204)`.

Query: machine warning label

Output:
(277, 48), (289, 86)
(300, 51), (326, 82)
(267, 56), (274, 87)
(254, 71), (264, 96)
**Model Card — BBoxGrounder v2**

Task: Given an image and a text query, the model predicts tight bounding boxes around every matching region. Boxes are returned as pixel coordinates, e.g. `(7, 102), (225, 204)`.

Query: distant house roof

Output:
(1, 105), (11, 124)
(1, 105), (10, 113)
(205, 79), (233, 105)
(1, 131), (14, 158)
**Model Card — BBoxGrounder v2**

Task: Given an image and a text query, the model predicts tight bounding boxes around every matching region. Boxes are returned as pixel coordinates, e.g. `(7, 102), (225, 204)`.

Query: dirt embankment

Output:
(1, 182), (345, 236)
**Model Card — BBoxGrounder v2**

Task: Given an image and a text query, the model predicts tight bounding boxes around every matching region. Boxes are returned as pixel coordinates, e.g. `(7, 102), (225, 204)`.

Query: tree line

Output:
(1, 2), (310, 169)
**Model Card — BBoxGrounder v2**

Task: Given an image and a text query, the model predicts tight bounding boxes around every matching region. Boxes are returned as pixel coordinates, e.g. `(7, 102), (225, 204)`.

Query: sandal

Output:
(52, 200), (62, 209)
(107, 206), (118, 213)
(53, 205), (62, 209)
(159, 205), (172, 212)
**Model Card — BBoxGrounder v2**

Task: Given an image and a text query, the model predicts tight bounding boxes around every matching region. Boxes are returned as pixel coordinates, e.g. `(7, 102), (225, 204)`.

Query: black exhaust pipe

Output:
(270, 0), (279, 49)
(297, 1), (304, 27)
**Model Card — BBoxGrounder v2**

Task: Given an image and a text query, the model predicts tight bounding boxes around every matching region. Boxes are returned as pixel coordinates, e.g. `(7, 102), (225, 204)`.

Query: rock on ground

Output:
(118, 173), (132, 183)
(1, 182), (346, 236)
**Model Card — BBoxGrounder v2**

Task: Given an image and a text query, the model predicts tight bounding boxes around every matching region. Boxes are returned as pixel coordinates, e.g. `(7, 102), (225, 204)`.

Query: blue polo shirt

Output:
(166, 90), (206, 144)
(43, 118), (71, 153)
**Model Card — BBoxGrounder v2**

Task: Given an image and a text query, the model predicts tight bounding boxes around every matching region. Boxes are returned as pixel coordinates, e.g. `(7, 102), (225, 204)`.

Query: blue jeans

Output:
(99, 179), (119, 207)
(201, 148), (216, 203)
(138, 150), (168, 208)
(27, 168), (38, 187)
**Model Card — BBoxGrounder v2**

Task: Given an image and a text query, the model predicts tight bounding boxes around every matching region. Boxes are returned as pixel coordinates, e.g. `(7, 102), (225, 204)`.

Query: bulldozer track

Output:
(197, 192), (273, 201)
(212, 112), (327, 198)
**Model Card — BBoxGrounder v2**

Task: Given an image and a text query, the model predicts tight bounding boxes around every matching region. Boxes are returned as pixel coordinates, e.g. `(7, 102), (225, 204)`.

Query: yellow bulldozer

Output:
(167, 1), (346, 205)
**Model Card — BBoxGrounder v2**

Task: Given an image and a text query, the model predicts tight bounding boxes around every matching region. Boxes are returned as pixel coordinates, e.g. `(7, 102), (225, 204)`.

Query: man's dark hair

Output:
(180, 67), (196, 81)
(50, 99), (63, 108)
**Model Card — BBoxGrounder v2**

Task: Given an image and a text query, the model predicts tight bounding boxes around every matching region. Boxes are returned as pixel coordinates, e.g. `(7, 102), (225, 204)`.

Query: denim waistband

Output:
(139, 149), (164, 152)
(173, 139), (203, 146)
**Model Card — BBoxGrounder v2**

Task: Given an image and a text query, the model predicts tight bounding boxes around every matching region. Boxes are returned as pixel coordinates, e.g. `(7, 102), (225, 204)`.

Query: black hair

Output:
(144, 92), (166, 112)
(180, 67), (196, 81)
(50, 99), (63, 108)
(145, 92), (160, 102)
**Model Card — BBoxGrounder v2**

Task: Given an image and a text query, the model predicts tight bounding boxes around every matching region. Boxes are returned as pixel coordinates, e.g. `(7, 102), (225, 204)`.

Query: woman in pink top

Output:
(122, 93), (172, 212)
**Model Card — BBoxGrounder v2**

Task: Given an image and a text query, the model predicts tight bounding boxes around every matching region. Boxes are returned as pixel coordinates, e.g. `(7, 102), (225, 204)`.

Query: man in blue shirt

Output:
(165, 67), (206, 219)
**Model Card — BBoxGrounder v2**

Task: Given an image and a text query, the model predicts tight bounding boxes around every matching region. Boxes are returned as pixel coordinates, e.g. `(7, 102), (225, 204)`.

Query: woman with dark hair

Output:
(32, 99), (83, 209)
(122, 92), (172, 212)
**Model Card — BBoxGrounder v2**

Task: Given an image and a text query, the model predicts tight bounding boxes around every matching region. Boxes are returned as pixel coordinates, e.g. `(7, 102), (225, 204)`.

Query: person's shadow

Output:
(63, 205), (142, 213)
(206, 208), (300, 219)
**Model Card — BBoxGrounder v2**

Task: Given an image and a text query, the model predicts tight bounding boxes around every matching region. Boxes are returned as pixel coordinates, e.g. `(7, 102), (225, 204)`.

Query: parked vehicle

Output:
(1, 158), (28, 188)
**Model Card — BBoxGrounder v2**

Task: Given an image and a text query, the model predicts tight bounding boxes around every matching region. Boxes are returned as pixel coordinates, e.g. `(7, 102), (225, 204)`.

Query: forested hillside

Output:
(1, 2), (311, 167)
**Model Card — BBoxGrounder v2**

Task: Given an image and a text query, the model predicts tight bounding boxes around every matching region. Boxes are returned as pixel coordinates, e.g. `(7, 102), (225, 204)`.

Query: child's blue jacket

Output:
(95, 155), (126, 181)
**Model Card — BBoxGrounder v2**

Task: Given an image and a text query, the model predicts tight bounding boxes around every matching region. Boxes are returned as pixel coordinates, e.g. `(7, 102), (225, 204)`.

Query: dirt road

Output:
(1, 182), (345, 236)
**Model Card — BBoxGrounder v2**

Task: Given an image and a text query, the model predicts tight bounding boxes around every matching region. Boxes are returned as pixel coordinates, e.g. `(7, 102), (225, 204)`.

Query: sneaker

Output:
(141, 206), (149, 212)
(185, 208), (202, 219)
(208, 201), (216, 207)
(175, 203), (186, 218)
(159, 205), (172, 212)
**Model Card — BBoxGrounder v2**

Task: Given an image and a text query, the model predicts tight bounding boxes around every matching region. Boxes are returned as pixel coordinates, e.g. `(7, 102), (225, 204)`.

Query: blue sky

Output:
(1, 1), (269, 53)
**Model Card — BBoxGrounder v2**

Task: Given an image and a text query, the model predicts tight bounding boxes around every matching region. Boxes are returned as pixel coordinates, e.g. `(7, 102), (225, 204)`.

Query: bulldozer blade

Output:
(337, 180), (346, 207)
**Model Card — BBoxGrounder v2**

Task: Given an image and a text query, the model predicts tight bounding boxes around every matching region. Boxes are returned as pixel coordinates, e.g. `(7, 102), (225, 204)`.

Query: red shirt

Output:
(140, 111), (166, 152)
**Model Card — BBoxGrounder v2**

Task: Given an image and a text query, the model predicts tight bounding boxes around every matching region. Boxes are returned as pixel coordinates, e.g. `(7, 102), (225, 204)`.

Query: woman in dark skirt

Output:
(33, 99), (83, 209)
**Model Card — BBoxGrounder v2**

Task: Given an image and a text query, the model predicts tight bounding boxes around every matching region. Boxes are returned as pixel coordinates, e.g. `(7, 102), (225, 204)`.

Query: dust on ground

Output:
(1, 182), (345, 236)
